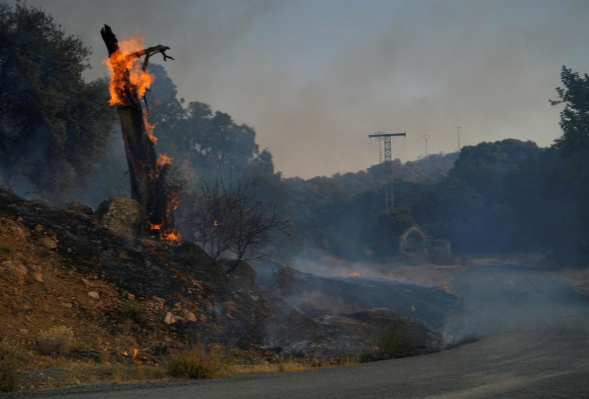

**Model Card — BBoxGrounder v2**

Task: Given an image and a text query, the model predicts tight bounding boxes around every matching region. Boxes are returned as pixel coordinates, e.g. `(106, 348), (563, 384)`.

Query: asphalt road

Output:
(9, 266), (589, 399)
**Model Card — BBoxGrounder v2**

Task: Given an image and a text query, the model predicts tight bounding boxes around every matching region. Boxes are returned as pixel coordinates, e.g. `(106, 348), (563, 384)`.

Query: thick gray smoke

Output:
(15, 0), (589, 179)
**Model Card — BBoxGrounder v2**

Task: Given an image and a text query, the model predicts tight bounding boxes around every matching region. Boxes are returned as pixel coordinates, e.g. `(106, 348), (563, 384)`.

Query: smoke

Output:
(8, 0), (589, 179)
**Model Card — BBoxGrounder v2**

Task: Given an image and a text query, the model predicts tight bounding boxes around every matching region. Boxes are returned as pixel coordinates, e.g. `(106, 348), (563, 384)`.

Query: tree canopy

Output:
(0, 1), (115, 200)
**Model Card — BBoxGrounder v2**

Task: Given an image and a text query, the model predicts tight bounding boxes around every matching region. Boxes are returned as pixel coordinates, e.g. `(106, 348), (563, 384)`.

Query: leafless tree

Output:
(187, 176), (289, 274)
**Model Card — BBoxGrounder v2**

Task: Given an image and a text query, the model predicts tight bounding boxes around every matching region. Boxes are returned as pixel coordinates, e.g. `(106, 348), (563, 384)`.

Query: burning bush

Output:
(166, 346), (228, 379)
(36, 326), (74, 356)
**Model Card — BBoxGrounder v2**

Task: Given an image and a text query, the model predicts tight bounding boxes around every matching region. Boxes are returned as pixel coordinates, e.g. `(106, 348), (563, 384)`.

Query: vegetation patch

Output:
(36, 326), (74, 357)
(122, 301), (148, 324)
(0, 340), (24, 392)
(376, 326), (417, 359)
(166, 346), (229, 379)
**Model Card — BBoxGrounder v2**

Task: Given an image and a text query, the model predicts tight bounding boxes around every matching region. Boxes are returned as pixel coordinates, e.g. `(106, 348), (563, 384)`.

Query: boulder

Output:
(164, 312), (177, 324)
(88, 291), (100, 300)
(64, 200), (94, 216)
(95, 197), (143, 236)
(182, 309), (197, 322)
(0, 260), (28, 285)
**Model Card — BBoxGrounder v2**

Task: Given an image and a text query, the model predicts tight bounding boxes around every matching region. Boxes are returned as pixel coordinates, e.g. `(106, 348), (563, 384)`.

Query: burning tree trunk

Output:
(101, 25), (180, 241)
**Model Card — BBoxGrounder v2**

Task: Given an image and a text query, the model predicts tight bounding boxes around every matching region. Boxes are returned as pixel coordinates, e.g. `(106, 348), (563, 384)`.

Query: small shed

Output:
(399, 224), (451, 263)
(399, 224), (430, 256)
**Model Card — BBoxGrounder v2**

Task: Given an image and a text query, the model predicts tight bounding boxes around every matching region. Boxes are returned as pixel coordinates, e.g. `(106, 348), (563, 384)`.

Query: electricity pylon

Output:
(368, 132), (406, 211)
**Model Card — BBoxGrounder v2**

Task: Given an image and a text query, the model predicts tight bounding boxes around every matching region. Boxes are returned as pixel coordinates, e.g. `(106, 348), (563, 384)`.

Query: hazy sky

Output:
(19, 0), (589, 178)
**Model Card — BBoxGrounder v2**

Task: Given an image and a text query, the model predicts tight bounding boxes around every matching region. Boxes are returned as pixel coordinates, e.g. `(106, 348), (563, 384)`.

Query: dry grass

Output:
(230, 356), (360, 375)
(166, 346), (229, 379)
(36, 326), (74, 356)
(230, 362), (312, 374)
(0, 340), (24, 392)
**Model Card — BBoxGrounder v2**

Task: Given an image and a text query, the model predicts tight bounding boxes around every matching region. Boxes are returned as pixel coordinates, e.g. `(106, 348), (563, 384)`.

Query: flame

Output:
(132, 348), (141, 364)
(103, 32), (182, 244)
(103, 31), (155, 106)
(214, 220), (220, 226)
(163, 229), (182, 242)
(149, 220), (181, 242)
(145, 118), (158, 144)
(349, 271), (360, 277)
(157, 153), (172, 166)
(149, 221), (162, 230)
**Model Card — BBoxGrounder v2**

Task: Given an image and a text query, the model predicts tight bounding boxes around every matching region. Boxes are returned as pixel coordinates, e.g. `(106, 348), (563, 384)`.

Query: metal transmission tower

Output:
(422, 135), (430, 156)
(368, 132), (406, 211)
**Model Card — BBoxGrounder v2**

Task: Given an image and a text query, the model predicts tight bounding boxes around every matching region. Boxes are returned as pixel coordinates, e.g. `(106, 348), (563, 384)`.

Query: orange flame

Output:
(145, 118), (158, 144)
(132, 348), (141, 364)
(214, 220), (220, 226)
(148, 221), (162, 230)
(349, 271), (360, 277)
(158, 153), (172, 166)
(103, 31), (155, 106)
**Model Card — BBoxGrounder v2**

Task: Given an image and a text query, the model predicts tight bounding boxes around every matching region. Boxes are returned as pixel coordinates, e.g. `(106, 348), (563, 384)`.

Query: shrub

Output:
(122, 301), (147, 323)
(166, 346), (228, 379)
(0, 243), (12, 256)
(0, 340), (24, 392)
(37, 326), (74, 356)
(377, 325), (416, 358)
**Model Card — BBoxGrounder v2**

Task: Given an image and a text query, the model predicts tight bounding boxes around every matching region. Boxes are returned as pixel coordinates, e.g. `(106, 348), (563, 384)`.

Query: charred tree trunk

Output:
(101, 25), (178, 239)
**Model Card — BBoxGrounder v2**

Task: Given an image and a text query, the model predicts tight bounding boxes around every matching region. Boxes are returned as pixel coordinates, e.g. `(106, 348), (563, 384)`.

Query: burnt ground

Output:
(0, 186), (452, 391)
(255, 261), (460, 329)
(9, 265), (589, 399)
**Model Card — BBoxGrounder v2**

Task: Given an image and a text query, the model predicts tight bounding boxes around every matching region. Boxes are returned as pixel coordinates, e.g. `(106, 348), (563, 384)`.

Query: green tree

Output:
(0, 1), (115, 200)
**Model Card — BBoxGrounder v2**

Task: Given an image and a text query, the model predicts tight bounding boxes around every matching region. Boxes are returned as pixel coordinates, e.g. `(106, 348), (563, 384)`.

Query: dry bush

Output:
(0, 242), (13, 255)
(166, 346), (228, 379)
(0, 340), (24, 392)
(37, 326), (74, 356)
(377, 326), (416, 358)
(122, 301), (147, 324)
(231, 362), (311, 374)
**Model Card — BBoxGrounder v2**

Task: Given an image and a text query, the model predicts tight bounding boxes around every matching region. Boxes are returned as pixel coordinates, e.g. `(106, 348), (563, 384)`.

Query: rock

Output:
(64, 200), (94, 216)
(39, 235), (58, 250)
(34, 272), (44, 283)
(127, 293), (135, 301)
(182, 309), (197, 322)
(81, 278), (92, 287)
(152, 296), (165, 310)
(88, 291), (100, 300)
(1, 260), (28, 284)
(95, 197), (143, 236)
(61, 302), (73, 309)
(19, 328), (29, 335)
(164, 312), (177, 324)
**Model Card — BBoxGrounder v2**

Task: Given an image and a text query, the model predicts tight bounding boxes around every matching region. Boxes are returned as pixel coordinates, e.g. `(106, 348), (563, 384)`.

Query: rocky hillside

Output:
(0, 186), (445, 365)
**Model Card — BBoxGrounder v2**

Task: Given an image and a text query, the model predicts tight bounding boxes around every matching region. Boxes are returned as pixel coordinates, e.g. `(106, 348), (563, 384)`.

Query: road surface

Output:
(9, 266), (589, 398)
